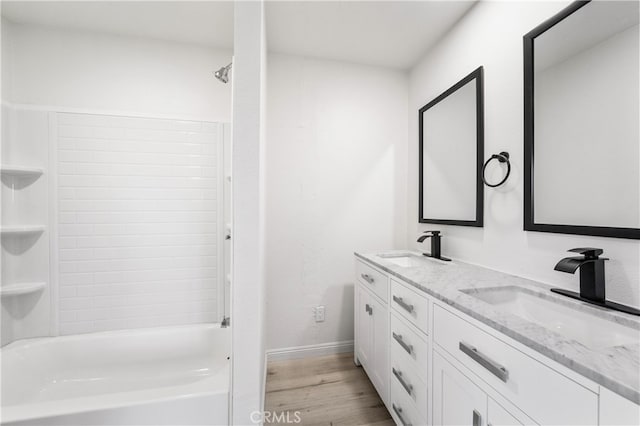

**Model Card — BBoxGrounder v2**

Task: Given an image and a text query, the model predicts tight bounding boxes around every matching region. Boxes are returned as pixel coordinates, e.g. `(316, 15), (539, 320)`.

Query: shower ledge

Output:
(0, 165), (45, 177)
(0, 225), (46, 235)
(0, 282), (46, 297)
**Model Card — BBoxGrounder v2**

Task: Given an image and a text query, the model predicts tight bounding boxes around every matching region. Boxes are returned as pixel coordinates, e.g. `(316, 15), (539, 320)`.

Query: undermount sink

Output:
(463, 286), (640, 349)
(378, 253), (451, 267)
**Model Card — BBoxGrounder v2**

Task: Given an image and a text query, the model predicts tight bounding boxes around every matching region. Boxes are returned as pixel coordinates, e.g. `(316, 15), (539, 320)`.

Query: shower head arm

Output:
(214, 62), (233, 83)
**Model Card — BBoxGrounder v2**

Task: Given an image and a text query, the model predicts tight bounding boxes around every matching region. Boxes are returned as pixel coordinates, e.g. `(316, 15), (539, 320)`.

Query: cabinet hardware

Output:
(392, 403), (412, 426)
(473, 409), (481, 426)
(361, 273), (375, 284)
(365, 303), (370, 313)
(393, 295), (415, 313)
(459, 341), (509, 382)
(392, 332), (413, 355)
(392, 367), (413, 395)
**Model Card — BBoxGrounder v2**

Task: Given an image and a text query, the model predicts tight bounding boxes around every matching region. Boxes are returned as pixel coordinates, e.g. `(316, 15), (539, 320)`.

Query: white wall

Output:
(56, 112), (222, 335)
(409, 1), (640, 308)
(265, 54), (408, 352)
(231, 0), (268, 423)
(2, 19), (232, 121)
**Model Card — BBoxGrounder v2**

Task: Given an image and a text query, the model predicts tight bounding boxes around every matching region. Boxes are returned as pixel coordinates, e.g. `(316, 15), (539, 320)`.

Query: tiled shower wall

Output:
(56, 113), (222, 335)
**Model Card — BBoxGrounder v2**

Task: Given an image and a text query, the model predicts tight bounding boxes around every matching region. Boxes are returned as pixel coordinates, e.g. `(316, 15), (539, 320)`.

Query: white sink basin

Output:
(378, 253), (450, 267)
(464, 286), (640, 349)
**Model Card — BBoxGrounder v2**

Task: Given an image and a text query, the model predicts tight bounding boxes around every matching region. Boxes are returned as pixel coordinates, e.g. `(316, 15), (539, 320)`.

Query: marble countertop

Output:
(355, 250), (640, 404)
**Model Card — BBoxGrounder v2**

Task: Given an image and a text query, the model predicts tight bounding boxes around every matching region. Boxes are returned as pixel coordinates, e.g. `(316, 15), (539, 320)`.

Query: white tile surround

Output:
(56, 112), (223, 335)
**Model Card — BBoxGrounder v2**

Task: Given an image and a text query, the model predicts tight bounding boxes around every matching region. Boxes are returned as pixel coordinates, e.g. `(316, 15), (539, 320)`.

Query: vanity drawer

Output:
(390, 279), (429, 334)
(356, 260), (388, 302)
(391, 342), (429, 420)
(390, 377), (428, 426)
(433, 305), (598, 425)
(390, 312), (428, 382)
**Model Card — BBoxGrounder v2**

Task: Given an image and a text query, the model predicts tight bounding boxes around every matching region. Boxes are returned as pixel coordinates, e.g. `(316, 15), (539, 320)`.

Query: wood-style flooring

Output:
(264, 352), (394, 426)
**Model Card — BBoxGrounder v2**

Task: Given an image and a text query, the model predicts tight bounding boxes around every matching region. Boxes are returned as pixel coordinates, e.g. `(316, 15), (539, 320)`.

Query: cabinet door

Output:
(599, 387), (640, 426)
(488, 398), (523, 426)
(369, 294), (389, 404)
(433, 350), (487, 426)
(354, 284), (360, 366)
(356, 285), (371, 369)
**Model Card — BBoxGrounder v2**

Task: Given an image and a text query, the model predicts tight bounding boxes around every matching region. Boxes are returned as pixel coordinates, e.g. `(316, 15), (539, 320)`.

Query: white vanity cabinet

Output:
(433, 305), (598, 426)
(355, 261), (389, 404)
(488, 398), (526, 426)
(433, 349), (532, 426)
(355, 285), (372, 368)
(600, 387), (640, 426)
(389, 280), (430, 426)
(432, 349), (488, 426)
(353, 256), (640, 426)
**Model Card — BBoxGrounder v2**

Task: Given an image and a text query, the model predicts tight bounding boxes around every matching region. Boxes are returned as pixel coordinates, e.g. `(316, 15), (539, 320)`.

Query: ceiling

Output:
(2, 0), (476, 70)
(266, 1), (475, 69)
(1, 1), (235, 50)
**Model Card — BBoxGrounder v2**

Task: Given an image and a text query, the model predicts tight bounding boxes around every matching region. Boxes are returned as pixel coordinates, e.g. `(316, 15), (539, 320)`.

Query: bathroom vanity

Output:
(354, 252), (640, 426)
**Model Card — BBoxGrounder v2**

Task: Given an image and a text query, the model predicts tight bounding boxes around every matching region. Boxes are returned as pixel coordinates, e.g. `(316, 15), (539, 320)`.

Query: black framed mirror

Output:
(524, 0), (640, 239)
(419, 66), (484, 227)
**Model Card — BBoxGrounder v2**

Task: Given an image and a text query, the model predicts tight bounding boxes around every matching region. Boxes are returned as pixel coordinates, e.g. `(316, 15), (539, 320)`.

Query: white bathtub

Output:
(1, 324), (229, 425)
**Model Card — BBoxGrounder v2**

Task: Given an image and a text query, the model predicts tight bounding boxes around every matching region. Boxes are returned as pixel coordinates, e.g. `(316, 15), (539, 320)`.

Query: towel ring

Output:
(482, 151), (510, 188)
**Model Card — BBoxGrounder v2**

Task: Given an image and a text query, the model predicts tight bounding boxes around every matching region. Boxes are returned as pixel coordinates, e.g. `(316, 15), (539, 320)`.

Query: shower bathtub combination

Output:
(1, 103), (232, 425)
(1, 324), (230, 425)
(1, 3), (236, 424)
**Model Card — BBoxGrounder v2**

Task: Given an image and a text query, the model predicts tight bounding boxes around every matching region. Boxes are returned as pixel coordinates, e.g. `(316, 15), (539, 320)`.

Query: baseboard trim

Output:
(266, 340), (354, 362)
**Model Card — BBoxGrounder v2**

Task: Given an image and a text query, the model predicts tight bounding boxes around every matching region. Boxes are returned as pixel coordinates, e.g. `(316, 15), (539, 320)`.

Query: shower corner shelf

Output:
(0, 225), (46, 236)
(0, 282), (46, 297)
(0, 165), (45, 177)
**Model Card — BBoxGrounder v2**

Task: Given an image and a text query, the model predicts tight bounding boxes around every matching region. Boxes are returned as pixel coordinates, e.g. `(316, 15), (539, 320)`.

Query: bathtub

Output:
(1, 324), (229, 425)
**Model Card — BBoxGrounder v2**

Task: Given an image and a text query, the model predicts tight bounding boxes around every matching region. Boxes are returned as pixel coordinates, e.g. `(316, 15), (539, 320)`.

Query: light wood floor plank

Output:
(264, 353), (394, 426)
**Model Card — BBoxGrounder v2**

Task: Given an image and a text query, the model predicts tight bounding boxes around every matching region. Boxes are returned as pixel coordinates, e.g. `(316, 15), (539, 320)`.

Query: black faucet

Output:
(551, 248), (639, 316)
(417, 231), (451, 262)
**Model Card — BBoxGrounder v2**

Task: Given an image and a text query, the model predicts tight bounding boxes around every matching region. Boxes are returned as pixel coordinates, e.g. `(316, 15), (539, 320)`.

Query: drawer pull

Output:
(392, 403), (412, 426)
(392, 332), (413, 355)
(459, 341), (509, 382)
(392, 367), (413, 396)
(473, 409), (481, 426)
(393, 295), (414, 313)
(361, 273), (375, 284)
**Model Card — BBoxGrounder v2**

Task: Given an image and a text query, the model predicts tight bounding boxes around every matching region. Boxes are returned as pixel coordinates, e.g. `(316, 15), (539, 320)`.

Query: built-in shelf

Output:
(0, 225), (46, 236)
(0, 282), (46, 297)
(0, 165), (45, 178)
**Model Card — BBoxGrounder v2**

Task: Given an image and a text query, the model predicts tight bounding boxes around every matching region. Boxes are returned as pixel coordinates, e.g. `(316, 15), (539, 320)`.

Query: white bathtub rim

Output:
(2, 322), (224, 351)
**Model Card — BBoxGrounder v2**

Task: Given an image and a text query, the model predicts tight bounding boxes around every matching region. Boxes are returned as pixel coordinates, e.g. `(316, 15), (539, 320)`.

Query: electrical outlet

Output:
(314, 305), (325, 322)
